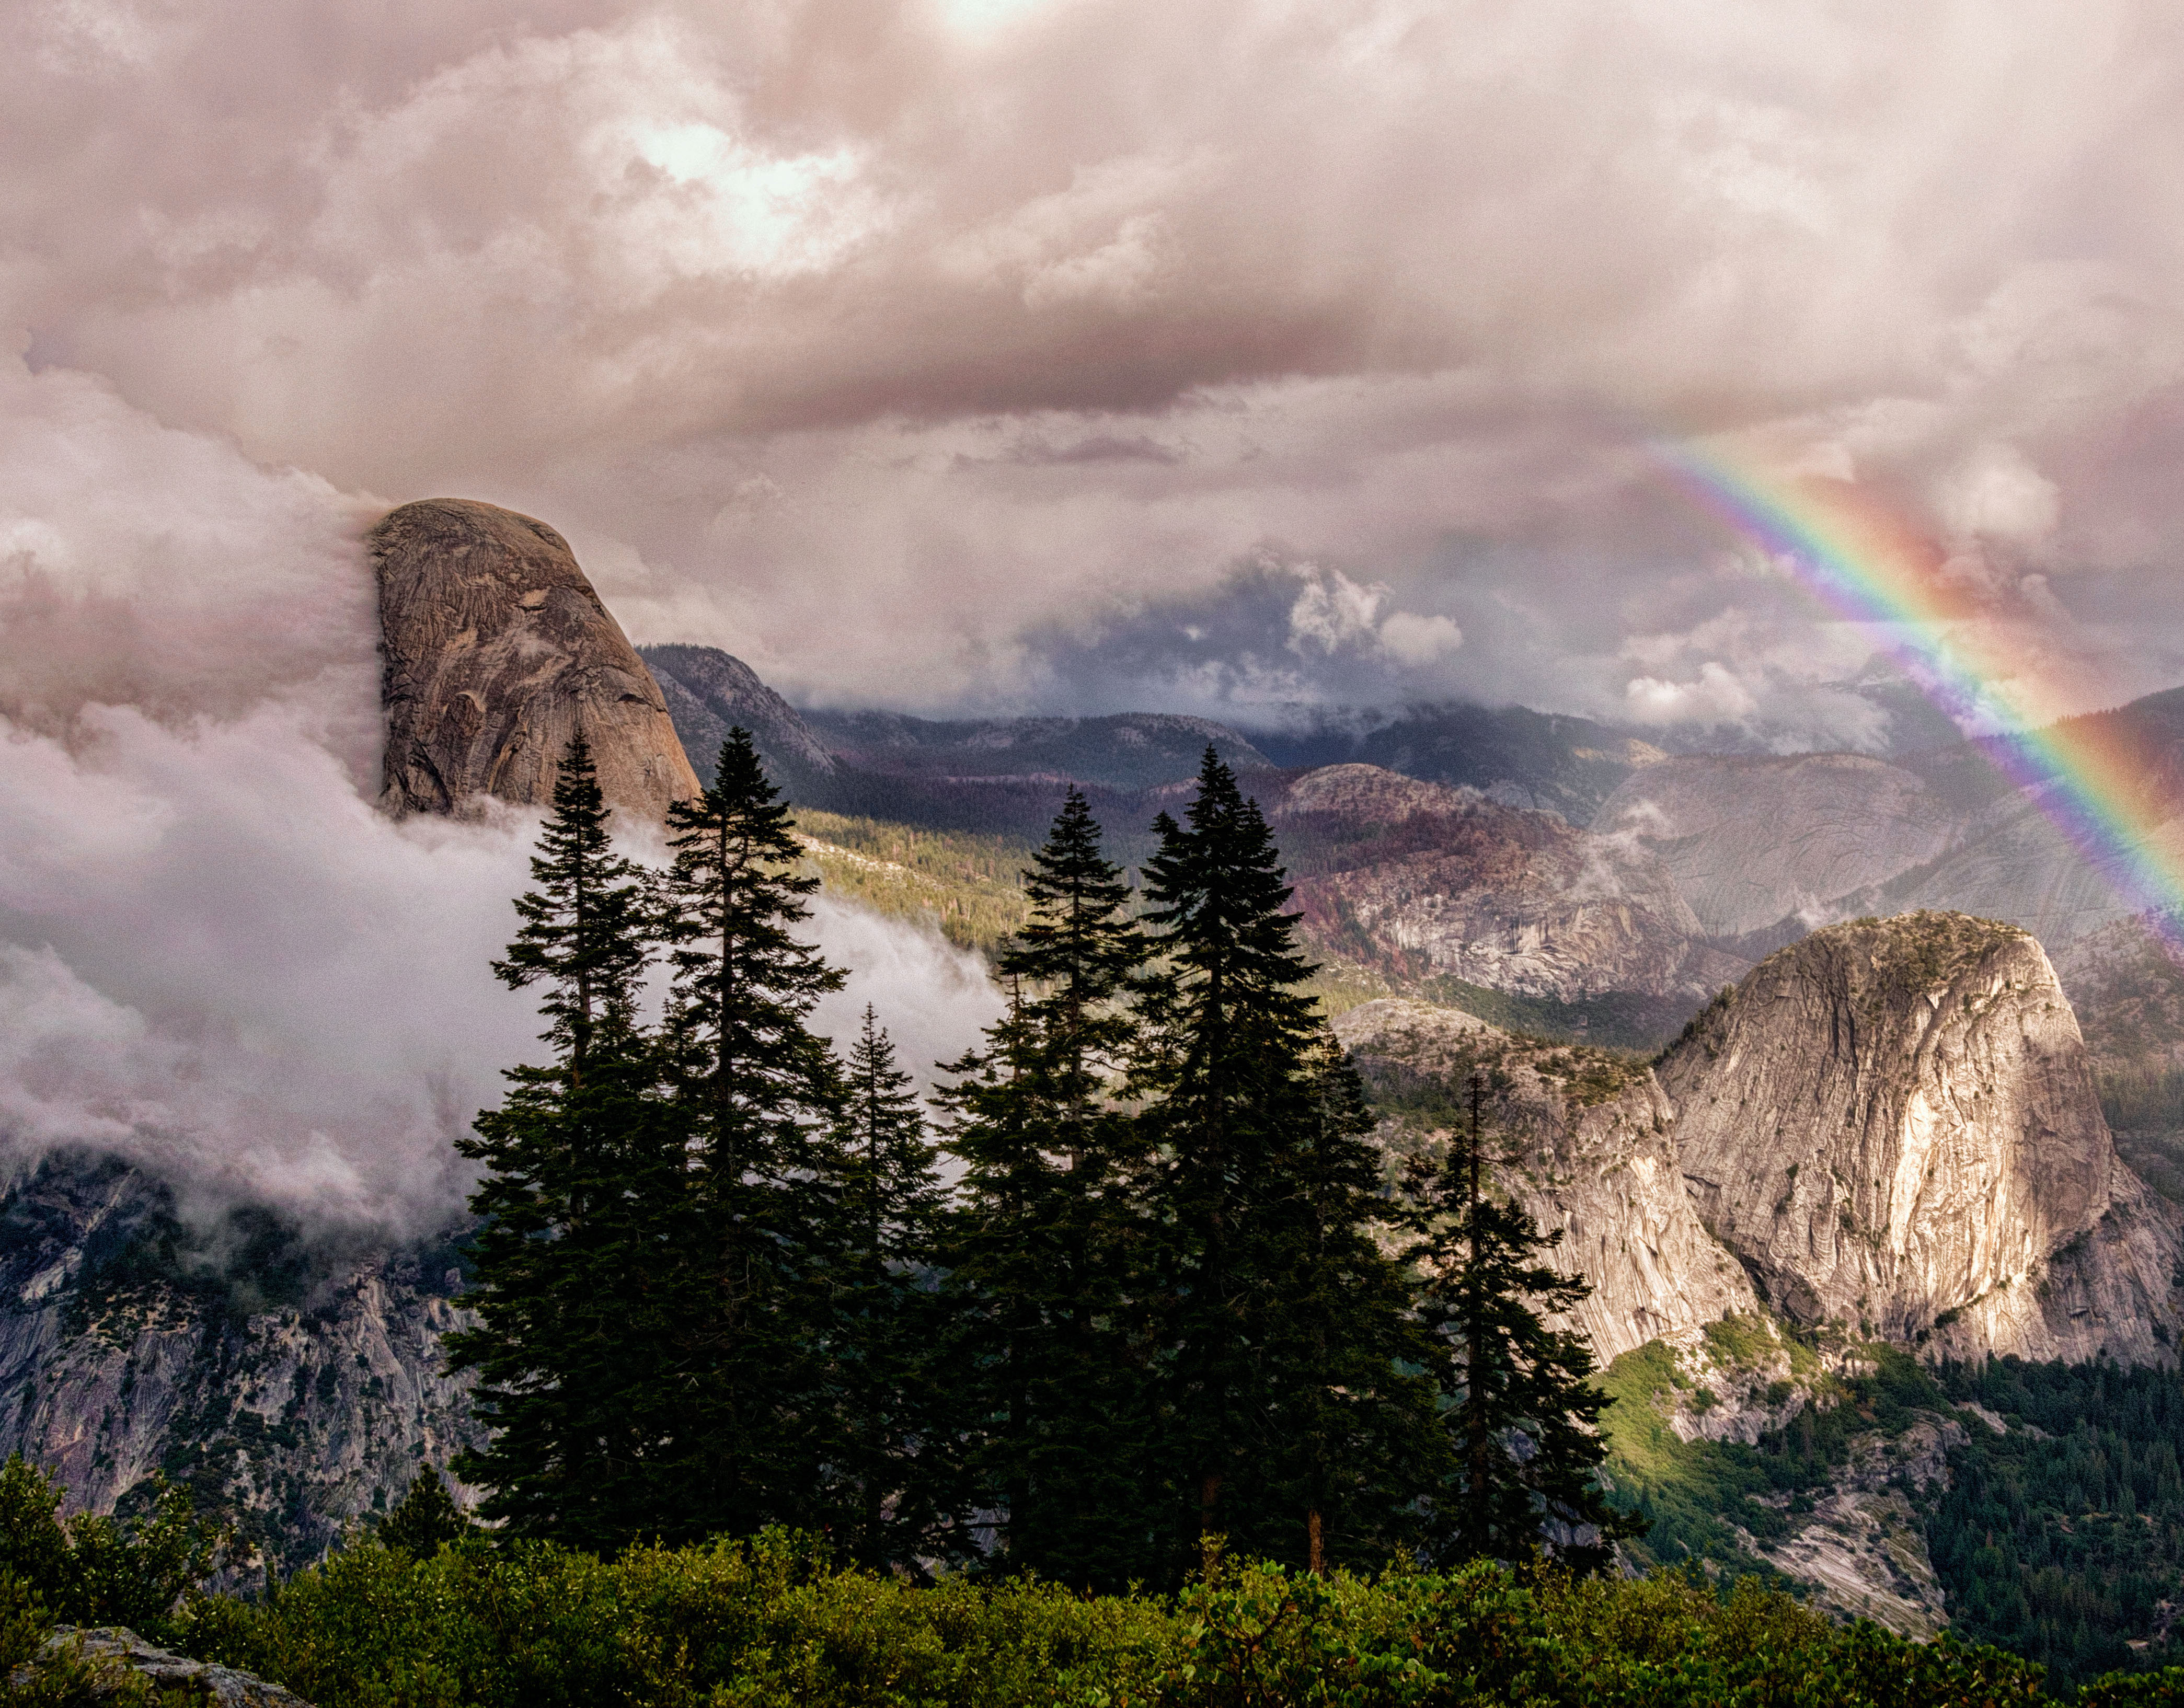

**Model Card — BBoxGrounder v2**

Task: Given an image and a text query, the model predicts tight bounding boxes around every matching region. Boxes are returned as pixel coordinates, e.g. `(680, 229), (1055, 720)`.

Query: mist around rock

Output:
(0, 365), (1003, 1240)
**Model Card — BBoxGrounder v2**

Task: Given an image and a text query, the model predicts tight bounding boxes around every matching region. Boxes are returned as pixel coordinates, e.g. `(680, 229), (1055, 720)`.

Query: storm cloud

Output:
(8, 0), (2184, 729)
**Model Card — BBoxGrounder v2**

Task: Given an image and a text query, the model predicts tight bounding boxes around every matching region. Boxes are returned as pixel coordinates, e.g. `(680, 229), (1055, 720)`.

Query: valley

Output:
(13, 499), (2184, 1680)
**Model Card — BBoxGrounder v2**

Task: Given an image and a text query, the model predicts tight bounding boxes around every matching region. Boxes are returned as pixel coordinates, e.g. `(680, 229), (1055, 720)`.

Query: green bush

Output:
(7, 1450), (2183, 1707)
(0, 1455), (217, 1646)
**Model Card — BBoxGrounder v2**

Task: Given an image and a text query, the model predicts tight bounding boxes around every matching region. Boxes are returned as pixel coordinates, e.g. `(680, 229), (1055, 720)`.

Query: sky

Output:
(12, 0), (2184, 740)
(6, 0), (2184, 1226)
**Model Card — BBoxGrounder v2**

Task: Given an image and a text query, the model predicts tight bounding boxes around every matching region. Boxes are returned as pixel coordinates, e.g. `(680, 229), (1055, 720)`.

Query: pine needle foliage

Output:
(452, 733), (688, 1549)
(1401, 1077), (1645, 1575)
(1131, 750), (1429, 1574)
(830, 1007), (959, 1569)
(654, 729), (853, 1543)
(490, 730), (651, 1076)
(938, 788), (1156, 1588)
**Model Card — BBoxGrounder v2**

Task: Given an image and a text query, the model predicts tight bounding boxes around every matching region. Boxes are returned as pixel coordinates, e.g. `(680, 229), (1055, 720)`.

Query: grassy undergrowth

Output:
(1597, 1332), (1942, 1579)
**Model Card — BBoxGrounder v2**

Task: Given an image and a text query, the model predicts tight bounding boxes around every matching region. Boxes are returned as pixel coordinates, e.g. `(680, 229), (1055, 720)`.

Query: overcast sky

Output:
(7, 0), (2184, 1225)
(13, 0), (2184, 743)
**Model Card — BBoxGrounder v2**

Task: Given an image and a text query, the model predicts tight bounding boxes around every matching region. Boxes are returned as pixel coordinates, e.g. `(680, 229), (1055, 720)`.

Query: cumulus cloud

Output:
(6, 0), (2184, 728)
(0, 362), (1000, 1237)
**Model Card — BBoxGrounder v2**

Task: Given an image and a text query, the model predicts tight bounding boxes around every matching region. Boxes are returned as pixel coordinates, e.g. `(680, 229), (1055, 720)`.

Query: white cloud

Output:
(1624, 661), (1761, 724)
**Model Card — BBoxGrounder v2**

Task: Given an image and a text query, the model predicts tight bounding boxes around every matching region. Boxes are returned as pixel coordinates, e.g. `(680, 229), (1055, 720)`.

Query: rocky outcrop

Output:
(372, 498), (699, 821)
(1658, 913), (2183, 1362)
(0, 1156), (480, 1579)
(22, 1628), (312, 1706)
(1280, 766), (1748, 1004)
(640, 643), (837, 792)
(1337, 998), (1758, 1363)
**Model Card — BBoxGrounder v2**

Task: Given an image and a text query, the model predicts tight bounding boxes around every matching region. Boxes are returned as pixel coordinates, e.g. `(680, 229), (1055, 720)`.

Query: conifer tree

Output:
(830, 1006), (956, 1568)
(938, 788), (1154, 1587)
(1401, 1074), (1643, 1575)
(653, 727), (850, 1541)
(491, 730), (651, 1077)
(1132, 748), (1425, 1571)
(377, 1470), (473, 1557)
(451, 733), (685, 1548)
(1259, 1037), (1440, 1573)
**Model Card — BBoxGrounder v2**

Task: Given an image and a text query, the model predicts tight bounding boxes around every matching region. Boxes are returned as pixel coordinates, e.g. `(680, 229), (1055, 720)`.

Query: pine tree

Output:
(450, 733), (685, 1548)
(653, 727), (850, 1542)
(491, 729), (651, 1077)
(831, 1006), (956, 1569)
(1135, 755), (1354, 1572)
(377, 1470), (473, 1557)
(1401, 1072), (1643, 1575)
(938, 788), (1154, 1587)
(1259, 1037), (1440, 1573)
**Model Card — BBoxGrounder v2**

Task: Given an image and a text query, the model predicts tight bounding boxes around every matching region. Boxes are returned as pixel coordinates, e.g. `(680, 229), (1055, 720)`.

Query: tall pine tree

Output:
(653, 727), (850, 1542)
(450, 733), (687, 1548)
(1401, 1074), (1642, 1575)
(1132, 749), (1428, 1573)
(938, 788), (1154, 1587)
(1260, 1037), (1440, 1573)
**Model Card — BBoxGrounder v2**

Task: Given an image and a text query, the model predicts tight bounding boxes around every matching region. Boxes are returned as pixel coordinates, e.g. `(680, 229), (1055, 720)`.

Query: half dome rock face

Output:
(1660, 911), (2178, 1360)
(372, 499), (701, 821)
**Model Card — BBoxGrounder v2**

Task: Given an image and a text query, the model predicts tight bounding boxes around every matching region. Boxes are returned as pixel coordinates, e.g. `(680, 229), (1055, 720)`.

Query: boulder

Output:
(21, 1627), (311, 1706)
(372, 498), (699, 821)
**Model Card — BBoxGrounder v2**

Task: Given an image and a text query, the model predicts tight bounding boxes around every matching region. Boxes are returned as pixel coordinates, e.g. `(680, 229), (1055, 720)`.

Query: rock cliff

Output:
(1335, 998), (1758, 1363)
(0, 1156), (480, 1578)
(373, 498), (699, 821)
(1279, 766), (1748, 1005)
(1658, 913), (2183, 1363)
(1594, 753), (1955, 941)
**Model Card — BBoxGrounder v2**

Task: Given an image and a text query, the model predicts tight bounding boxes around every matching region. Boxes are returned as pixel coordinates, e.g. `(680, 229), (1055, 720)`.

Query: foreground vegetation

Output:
(6, 1455), (2184, 1708)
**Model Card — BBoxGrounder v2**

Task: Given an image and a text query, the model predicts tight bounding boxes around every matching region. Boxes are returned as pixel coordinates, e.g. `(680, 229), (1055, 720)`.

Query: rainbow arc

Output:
(1653, 441), (2184, 942)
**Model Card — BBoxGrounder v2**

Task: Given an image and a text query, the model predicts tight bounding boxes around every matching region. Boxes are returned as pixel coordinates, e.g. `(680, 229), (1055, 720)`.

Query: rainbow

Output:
(1651, 440), (2184, 940)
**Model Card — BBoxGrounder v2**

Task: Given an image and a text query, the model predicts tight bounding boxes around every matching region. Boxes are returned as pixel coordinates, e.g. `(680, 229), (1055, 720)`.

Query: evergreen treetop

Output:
(492, 729), (652, 1075)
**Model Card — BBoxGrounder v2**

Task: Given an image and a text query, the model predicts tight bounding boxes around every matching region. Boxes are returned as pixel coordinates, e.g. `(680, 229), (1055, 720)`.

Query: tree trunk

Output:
(1307, 1508), (1325, 1575)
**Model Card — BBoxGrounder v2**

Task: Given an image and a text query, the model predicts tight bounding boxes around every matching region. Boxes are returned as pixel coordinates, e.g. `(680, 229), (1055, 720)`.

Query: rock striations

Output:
(1658, 913), (2183, 1364)
(373, 498), (699, 820)
(1336, 997), (1760, 1364)
(0, 1158), (481, 1580)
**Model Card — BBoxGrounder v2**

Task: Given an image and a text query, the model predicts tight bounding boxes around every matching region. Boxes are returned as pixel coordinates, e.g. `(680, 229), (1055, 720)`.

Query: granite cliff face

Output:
(1658, 913), (2183, 1363)
(1278, 765), (1748, 1005)
(373, 498), (699, 821)
(0, 1157), (480, 1576)
(1335, 997), (1758, 1363)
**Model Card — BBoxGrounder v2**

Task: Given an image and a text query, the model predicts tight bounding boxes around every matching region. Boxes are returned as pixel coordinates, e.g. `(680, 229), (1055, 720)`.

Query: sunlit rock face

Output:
(1658, 912), (2182, 1363)
(373, 498), (700, 821)
(1336, 997), (1759, 1365)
